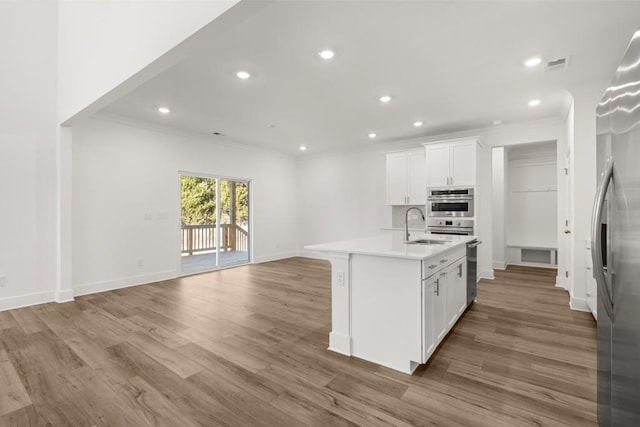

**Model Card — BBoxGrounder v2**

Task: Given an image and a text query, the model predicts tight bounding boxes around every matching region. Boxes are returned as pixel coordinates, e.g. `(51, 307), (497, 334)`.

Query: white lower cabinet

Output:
(421, 277), (436, 361)
(422, 252), (467, 364)
(432, 272), (447, 343)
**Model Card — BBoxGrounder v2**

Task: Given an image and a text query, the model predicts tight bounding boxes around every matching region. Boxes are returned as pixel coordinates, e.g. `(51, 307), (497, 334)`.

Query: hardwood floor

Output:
(0, 260), (596, 426)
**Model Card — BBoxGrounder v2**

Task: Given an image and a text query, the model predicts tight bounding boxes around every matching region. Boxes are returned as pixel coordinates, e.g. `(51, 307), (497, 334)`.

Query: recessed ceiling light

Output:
(528, 99), (541, 107)
(318, 50), (335, 59)
(236, 71), (250, 79)
(493, 120), (502, 125)
(379, 95), (392, 103)
(414, 121), (423, 127)
(158, 107), (170, 114)
(524, 57), (542, 67)
(299, 145), (307, 151)
(368, 132), (377, 139)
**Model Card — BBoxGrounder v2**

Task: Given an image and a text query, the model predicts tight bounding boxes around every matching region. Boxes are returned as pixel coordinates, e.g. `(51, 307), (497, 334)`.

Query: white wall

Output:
(0, 1), (59, 310)
(72, 116), (298, 295)
(566, 87), (602, 311)
(57, 0), (241, 123)
(297, 148), (389, 250)
(297, 118), (566, 281)
(491, 147), (506, 269)
(556, 129), (569, 289)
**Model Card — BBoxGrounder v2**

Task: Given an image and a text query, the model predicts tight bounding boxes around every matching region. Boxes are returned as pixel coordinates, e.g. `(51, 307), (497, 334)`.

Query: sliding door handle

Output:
(591, 157), (614, 320)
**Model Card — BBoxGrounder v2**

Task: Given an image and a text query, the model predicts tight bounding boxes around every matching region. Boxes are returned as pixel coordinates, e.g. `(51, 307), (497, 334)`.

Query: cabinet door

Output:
(422, 277), (436, 362)
(455, 259), (467, 315)
(445, 263), (459, 328)
(407, 150), (426, 205)
(386, 152), (408, 205)
(450, 142), (476, 187)
(425, 144), (450, 188)
(433, 271), (447, 342)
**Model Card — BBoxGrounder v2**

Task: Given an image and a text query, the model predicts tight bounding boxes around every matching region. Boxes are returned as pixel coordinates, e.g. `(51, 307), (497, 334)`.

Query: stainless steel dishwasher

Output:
(467, 240), (482, 304)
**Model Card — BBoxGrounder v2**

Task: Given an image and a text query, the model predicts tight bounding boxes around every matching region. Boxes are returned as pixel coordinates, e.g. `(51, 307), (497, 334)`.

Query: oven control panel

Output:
(428, 218), (474, 228)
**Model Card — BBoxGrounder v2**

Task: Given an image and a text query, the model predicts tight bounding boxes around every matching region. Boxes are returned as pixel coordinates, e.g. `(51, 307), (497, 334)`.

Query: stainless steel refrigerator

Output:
(593, 29), (640, 427)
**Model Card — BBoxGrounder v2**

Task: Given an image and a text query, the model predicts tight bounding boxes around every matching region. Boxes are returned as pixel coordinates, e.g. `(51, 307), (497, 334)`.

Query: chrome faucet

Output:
(405, 207), (425, 242)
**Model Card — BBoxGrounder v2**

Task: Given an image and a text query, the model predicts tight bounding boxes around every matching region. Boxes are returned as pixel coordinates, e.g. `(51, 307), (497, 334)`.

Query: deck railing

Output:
(181, 223), (248, 255)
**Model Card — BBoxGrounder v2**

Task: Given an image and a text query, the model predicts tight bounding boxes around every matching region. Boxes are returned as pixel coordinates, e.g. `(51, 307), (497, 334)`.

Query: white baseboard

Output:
(479, 268), (495, 280)
(0, 290), (56, 312)
(296, 249), (330, 260)
(492, 260), (507, 270)
(328, 332), (352, 356)
(253, 251), (297, 264)
(55, 289), (75, 303)
(73, 270), (177, 297)
(569, 296), (590, 312)
(555, 275), (567, 290)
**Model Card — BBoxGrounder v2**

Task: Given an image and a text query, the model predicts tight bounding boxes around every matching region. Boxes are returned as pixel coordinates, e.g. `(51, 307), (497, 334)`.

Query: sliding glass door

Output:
(219, 179), (250, 267)
(180, 173), (250, 274)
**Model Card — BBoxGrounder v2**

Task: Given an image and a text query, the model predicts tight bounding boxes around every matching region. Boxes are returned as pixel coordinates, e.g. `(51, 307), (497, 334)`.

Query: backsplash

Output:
(391, 205), (427, 229)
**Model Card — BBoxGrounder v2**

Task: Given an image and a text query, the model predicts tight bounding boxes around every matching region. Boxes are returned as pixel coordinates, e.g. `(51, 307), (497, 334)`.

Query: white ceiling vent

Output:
(546, 56), (570, 71)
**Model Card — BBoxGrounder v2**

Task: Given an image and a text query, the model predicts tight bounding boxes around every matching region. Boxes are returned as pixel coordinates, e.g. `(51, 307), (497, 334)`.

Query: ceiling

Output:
(100, 1), (640, 155)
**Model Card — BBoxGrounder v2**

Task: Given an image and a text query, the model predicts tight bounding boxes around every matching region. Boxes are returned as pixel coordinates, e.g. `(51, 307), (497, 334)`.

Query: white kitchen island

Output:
(306, 233), (477, 374)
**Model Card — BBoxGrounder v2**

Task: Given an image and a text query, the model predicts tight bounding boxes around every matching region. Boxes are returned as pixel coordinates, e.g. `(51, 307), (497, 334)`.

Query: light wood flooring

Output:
(0, 259), (596, 426)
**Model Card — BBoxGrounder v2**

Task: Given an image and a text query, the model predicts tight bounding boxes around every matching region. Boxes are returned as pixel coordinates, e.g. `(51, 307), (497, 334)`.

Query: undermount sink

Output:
(405, 239), (449, 245)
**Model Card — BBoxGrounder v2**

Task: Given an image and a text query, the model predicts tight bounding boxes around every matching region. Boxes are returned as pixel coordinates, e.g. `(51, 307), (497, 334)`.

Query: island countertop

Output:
(305, 232), (477, 260)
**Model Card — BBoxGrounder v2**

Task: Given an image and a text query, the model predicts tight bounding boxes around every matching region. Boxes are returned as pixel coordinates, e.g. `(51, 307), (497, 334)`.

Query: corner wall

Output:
(72, 117), (298, 295)
(0, 2), (58, 310)
(491, 147), (506, 269)
(57, 0), (241, 123)
(566, 87), (603, 311)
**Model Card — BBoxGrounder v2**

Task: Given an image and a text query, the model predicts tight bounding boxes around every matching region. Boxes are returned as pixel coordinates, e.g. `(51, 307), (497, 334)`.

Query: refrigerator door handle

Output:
(591, 157), (614, 320)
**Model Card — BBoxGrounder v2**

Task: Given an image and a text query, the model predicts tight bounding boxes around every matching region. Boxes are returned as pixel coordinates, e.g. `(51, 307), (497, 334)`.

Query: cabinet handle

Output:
(428, 264), (438, 269)
(440, 272), (447, 277)
(450, 177), (453, 185)
(458, 264), (463, 277)
(435, 279), (440, 296)
(407, 196), (410, 204)
(440, 258), (448, 263)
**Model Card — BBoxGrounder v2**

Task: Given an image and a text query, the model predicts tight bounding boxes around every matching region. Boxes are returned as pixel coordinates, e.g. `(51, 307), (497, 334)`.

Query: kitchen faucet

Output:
(405, 207), (426, 242)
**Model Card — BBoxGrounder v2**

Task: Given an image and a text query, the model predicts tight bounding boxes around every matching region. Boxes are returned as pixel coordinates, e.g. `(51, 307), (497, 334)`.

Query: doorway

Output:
(179, 173), (251, 274)
(492, 141), (561, 271)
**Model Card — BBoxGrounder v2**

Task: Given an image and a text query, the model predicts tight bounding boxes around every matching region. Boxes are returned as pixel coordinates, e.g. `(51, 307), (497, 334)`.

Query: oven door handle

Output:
(427, 197), (473, 201)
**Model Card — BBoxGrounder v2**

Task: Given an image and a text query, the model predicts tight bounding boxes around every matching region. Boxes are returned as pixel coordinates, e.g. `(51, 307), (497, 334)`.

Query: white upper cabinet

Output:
(386, 149), (426, 205)
(424, 138), (479, 188)
(425, 144), (450, 188)
(386, 152), (408, 205)
(408, 150), (427, 202)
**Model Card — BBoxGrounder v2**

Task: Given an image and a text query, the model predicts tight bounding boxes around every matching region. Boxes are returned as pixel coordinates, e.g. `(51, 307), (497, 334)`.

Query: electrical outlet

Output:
(336, 272), (345, 286)
(137, 259), (144, 268)
(144, 212), (153, 221)
(0, 276), (6, 287)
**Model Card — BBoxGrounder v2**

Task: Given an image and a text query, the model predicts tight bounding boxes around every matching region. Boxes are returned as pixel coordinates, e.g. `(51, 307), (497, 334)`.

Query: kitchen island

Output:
(306, 233), (477, 374)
